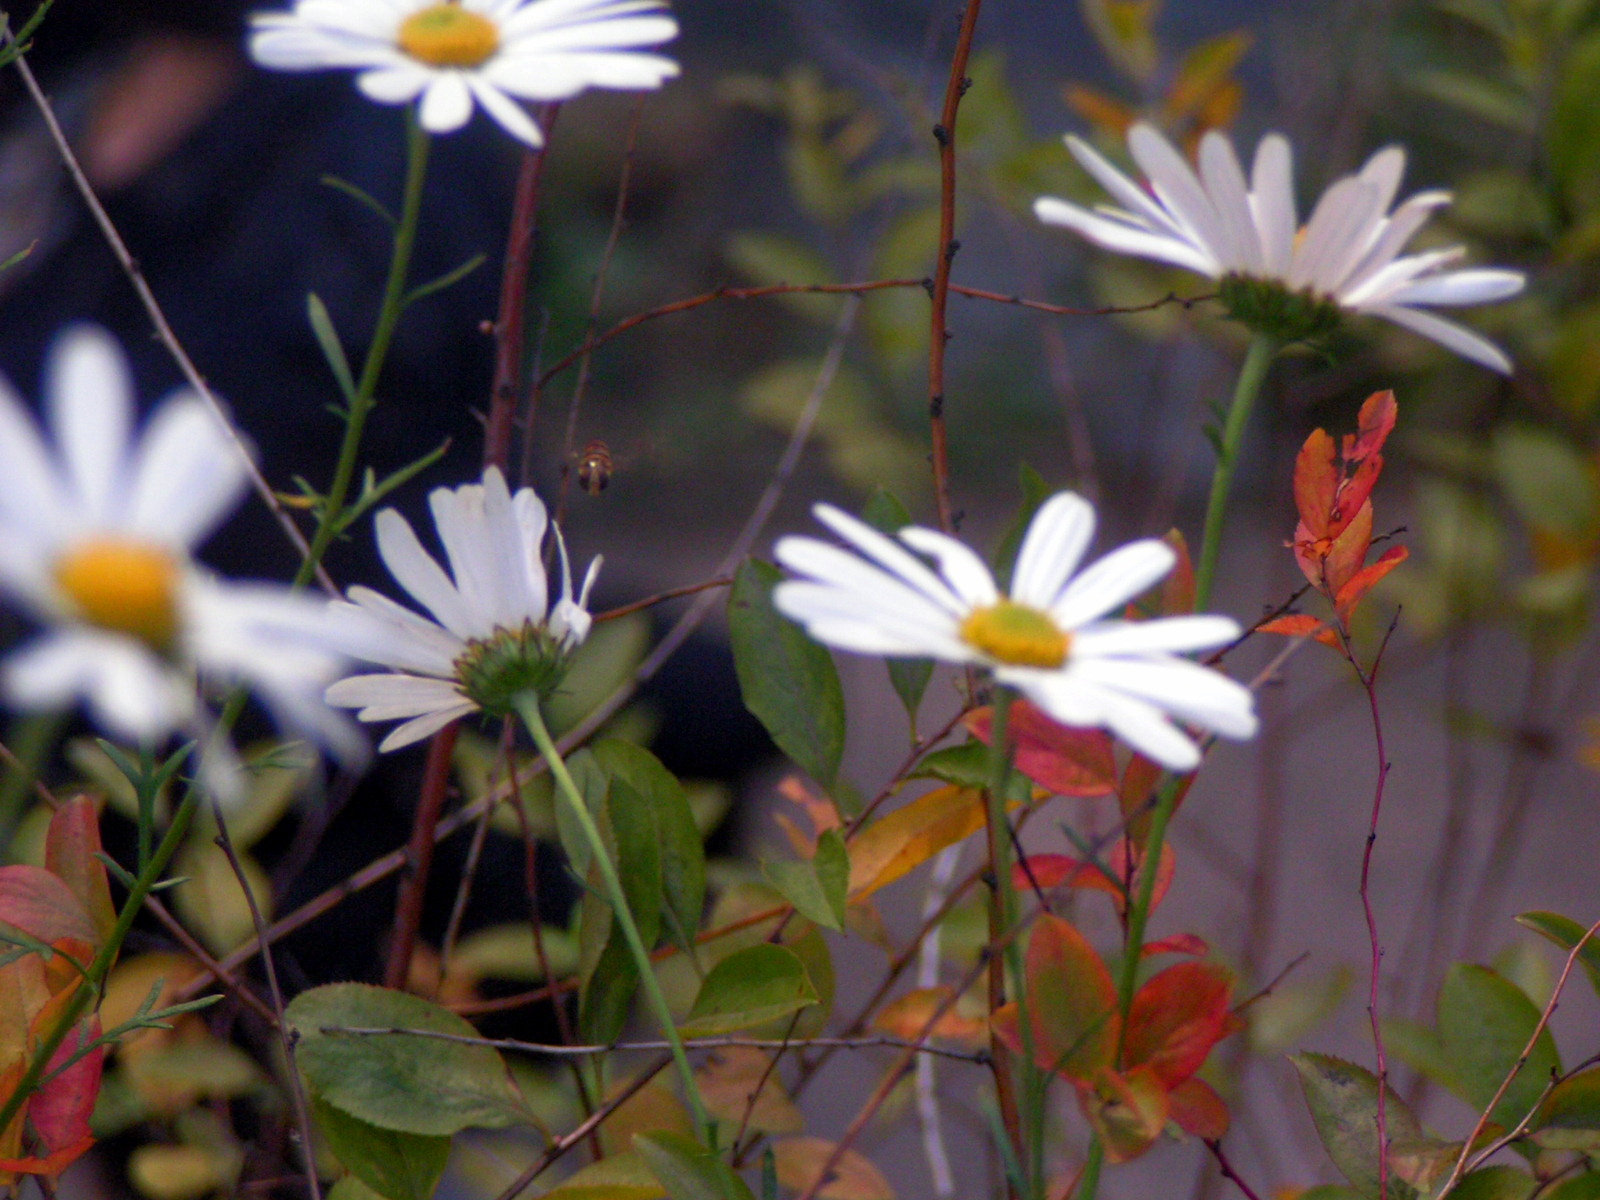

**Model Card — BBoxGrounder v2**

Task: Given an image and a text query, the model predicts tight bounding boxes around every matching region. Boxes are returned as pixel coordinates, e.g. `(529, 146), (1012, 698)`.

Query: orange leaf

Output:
(1007, 914), (1118, 1079)
(1123, 962), (1237, 1088)
(1076, 1065), (1169, 1164)
(44, 798), (115, 947)
(966, 702), (1117, 797)
(847, 785), (996, 900)
(1293, 428), (1339, 540)
(1334, 544), (1409, 625)
(0, 1133), (95, 1178)
(1157, 530), (1196, 617)
(1118, 756), (1195, 845)
(1168, 1076), (1230, 1139)
(1257, 613), (1340, 649)
(1347, 389), (1398, 465)
(871, 987), (987, 1048)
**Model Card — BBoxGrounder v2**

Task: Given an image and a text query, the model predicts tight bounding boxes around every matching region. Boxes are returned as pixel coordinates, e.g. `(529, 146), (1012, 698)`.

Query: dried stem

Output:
(485, 108), (558, 472)
(382, 721), (461, 990)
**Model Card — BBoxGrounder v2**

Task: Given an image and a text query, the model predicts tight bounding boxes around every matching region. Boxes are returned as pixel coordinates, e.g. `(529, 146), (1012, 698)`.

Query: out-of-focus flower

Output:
(0, 327), (361, 774)
(249, 0), (680, 147)
(773, 493), (1257, 771)
(326, 468), (599, 751)
(1035, 122), (1525, 373)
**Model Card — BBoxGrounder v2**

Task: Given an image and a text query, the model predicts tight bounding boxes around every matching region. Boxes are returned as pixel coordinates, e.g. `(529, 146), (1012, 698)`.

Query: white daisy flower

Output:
(1034, 122), (1525, 373)
(249, 0), (680, 147)
(325, 467), (600, 752)
(774, 494), (1258, 772)
(0, 327), (362, 768)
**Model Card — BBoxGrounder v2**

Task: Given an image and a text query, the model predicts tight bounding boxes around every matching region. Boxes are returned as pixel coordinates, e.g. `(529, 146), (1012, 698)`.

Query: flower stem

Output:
(296, 113), (431, 588)
(512, 691), (712, 1141)
(1193, 332), (1278, 610)
(981, 688), (1029, 1200)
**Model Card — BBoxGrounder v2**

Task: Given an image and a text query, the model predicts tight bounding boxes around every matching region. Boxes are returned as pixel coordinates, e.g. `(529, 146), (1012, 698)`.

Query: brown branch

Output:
(484, 106), (558, 472)
(383, 721), (461, 989)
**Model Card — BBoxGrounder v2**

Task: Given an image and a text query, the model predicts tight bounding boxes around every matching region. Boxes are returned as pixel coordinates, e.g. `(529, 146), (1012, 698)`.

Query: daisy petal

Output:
(1050, 540), (1177, 630)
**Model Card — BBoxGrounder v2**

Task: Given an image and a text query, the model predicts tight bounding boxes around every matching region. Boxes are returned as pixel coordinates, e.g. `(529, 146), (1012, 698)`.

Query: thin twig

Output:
(554, 96), (644, 527)
(1205, 1138), (1266, 1200)
(484, 107), (558, 472)
(209, 801), (322, 1200)
(4, 42), (334, 594)
(1438, 914), (1600, 1195)
(383, 721), (461, 990)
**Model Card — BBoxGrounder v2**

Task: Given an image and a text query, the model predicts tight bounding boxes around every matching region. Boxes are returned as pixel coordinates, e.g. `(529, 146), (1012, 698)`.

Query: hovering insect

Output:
(576, 440), (614, 495)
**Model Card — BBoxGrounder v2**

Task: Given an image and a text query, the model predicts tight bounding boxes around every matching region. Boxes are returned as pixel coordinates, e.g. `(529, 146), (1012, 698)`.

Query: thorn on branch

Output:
(932, 124), (949, 147)
(930, 394), (944, 419)
(957, 76), (972, 96)
(920, 277), (935, 297)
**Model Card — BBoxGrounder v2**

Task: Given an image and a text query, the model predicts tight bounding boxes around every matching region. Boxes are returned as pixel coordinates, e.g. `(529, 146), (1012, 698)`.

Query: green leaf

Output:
(634, 1131), (756, 1200)
(722, 232), (838, 323)
(1437, 964), (1560, 1129)
(729, 559), (845, 788)
(557, 748), (609, 880)
(680, 944), (818, 1037)
(580, 914), (639, 1047)
(327, 1177), (388, 1200)
(1381, 1016), (1460, 1093)
(1550, 32), (1600, 215)
(541, 1150), (667, 1199)
(404, 252), (486, 308)
(591, 739), (706, 958)
(1545, 1173), (1600, 1200)
(907, 742), (1033, 804)
(1537, 1067), (1600, 1132)
(609, 778), (663, 950)
(312, 1095), (451, 1200)
(307, 293), (357, 405)
(1445, 1165), (1535, 1200)
(1492, 426), (1600, 542)
(1515, 911), (1600, 1002)
(287, 983), (526, 1135)
(762, 830), (848, 932)
(861, 489), (933, 723)
(1289, 1053), (1421, 1200)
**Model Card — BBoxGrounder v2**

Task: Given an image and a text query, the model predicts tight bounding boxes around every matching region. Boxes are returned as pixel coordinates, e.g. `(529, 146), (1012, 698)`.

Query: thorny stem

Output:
(1194, 333), (1279, 610)
(296, 113), (431, 588)
(926, 0), (986, 534)
(512, 691), (711, 1141)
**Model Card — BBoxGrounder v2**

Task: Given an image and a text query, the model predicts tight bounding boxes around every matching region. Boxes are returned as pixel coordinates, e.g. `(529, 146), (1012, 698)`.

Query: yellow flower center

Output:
(398, 3), (500, 68)
(53, 539), (181, 651)
(959, 600), (1070, 669)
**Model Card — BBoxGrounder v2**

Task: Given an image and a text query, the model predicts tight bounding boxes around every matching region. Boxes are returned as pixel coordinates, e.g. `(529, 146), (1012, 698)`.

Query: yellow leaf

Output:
(695, 1046), (804, 1134)
(848, 785), (1002, 900)
(871, 987), (987, 1049)
(772, 1137), (894, 1200)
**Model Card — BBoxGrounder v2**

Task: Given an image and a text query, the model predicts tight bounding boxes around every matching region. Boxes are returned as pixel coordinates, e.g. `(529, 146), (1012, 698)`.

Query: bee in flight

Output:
(576, 440), (614, 495)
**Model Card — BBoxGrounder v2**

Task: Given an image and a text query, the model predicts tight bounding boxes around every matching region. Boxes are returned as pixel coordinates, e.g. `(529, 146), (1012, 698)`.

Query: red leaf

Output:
(44, 798), (115, 947)
(0, 868), (98, 949)
(1123, 962), (1236, 1088)
(1010, 914), (1118, 1080)
(1293, 429), (1340, 540)
(1347, 389), (1398, 464)
(1168, 1077), (1230, 1139)
(966, 701), (1117, 797)
(1011, 840), (1175, 916)
(1141, 933), (1209, 958)
(1334, 544), (1409, 625)
(1118, 756), (1195, 844)
(28, 1018), (103, 1155)
(1158, 530), (1195, 617)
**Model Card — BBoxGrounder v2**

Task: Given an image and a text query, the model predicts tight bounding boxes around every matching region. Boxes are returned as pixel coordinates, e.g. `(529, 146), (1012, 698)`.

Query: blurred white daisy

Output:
(249, 0), (680, 147)
(1034, 123), (1525, 373)
(0, 327), (362, 769)
(774, 494), (1257, 771)
(326, 467), (599, 752)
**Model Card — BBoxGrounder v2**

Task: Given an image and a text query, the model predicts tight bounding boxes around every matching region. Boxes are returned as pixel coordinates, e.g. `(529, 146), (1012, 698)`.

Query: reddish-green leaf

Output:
(1011, 838), (1174, 916)
(1123, 962), (1236, 1087)
(995, 914), (1118, 1080)
(0, 867), (98, 949)
(43, 798), (114, 946)
(1076, 1065), (1168, 1164)
(1168, 1077), (1229, 1139)
(965, 700), (1116, 797)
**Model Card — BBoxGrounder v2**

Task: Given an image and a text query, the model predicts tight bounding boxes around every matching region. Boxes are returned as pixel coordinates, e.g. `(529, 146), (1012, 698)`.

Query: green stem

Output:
(296, 114), (431, 588)
(513, 692), (712, 1141)
(1193, 332), (1278, 611)
(0, 784), (199, 1139)
(1078, 773), (1183, 1200)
